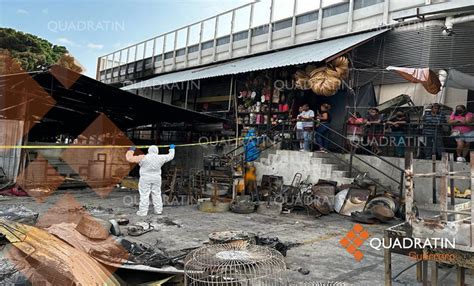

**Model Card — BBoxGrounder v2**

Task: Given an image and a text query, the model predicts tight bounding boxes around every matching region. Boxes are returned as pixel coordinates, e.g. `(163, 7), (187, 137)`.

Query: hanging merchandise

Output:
(264, 88), (271, 102)
(255, 102), (261, 112)
(272, 88), (280, 103)
(237, 71), (292, 133)
(308, 67), (341, 97)
(294, 56), (350, 96)
(249, 113), (256, 124)
(386, 66), (441, 94)
(295, 70), (310, 90)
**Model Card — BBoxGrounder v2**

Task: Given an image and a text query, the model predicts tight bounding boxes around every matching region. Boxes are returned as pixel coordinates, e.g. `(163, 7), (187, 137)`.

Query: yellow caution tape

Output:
(0, 137), (245, 149)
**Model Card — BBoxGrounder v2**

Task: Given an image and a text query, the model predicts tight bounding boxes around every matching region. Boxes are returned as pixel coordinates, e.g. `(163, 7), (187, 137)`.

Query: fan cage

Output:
(184, 243), (287, 285)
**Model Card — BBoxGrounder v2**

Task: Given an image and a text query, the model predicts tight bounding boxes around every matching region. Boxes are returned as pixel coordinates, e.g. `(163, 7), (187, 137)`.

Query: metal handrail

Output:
(224, 122), (286, 157)
(284, 122), (405, 194)
(313, 127), (403, 186)
(324, 123), (405, 172)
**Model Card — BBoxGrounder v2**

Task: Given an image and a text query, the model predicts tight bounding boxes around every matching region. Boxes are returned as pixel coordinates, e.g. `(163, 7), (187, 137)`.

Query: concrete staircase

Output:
(255, 149), (355, 186)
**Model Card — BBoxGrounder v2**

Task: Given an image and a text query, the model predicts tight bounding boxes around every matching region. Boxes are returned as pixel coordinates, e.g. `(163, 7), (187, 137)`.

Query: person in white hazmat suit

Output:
(126, 144), (175, 216)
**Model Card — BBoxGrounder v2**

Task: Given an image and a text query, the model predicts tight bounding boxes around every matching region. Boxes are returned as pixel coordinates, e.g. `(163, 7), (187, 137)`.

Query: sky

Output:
(0, 0), (343, 78)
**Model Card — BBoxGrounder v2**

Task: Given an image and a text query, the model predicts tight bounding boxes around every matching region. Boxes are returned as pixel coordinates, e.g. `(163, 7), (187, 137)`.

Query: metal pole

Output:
(229, 10), (236, 58)
(247, 3), (254, 54)
(161, 35), (167, 71)
(405, 151), (414, 228)
(173, 30), (178, 68)
(399, 168), (404, 198)
(228, 75), (234, 112)
(184, 81), (189, 109)
(470, 152), (474, 243)
(111, 53), (116, 81)
(198, 22), (204, 64)
(383, 0), (390, 25)
(440, 153), (449, 221)
(317, 0), (323, 40)
(449, 153), (455, 205)
(347, 0), (354, 33)
(432, 154), (437, 204)
(291, 0), (298, 44)
(118, 50), (123, 78)
(185, 26), (190, 67)
(267, 0), (274, 50)
(349, 148), (354, 178)
(212, 16), (219, 61)
(151, 38), (157, 70)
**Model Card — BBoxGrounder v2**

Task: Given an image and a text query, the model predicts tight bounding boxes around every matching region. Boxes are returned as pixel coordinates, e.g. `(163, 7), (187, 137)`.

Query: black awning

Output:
(0, 65), (225, 136)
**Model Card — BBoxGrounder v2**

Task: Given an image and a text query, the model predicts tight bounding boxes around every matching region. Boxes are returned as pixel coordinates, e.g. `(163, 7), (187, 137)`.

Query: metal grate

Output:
(184, 243), (287, 285)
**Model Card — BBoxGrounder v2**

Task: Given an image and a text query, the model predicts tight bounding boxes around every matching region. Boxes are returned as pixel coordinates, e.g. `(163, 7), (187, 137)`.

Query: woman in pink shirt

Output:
(448, 105), (474, 162)
(346, 112), (366, 152)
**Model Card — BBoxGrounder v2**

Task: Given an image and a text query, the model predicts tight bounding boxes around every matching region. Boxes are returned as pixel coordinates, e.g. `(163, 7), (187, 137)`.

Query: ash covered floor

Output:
(0, 188), (472, 285)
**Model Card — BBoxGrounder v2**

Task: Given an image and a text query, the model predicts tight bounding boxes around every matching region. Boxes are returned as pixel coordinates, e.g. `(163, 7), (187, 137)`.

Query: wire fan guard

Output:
(184, 243), (287, 285)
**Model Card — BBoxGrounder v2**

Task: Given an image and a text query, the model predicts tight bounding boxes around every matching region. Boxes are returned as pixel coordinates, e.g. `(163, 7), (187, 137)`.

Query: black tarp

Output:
(298, 82), (376, 150)
(0, 65), (224, 137)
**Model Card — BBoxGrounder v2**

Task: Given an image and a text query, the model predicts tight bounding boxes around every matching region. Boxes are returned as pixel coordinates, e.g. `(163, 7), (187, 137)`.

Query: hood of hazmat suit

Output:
(138, 145), (175, 182)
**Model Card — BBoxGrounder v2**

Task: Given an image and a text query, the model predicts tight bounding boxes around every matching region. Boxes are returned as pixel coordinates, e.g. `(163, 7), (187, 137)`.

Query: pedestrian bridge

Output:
(97, 0), (472, 84)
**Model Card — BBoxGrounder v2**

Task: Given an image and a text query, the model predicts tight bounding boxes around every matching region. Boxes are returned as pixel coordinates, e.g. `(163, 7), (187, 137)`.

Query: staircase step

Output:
(332, 170), (350, 178)
(257, 149), (362, 187)
(276, 150), (314, 157)
(330, 177), (354, 185)
(310, 158), (337, 165)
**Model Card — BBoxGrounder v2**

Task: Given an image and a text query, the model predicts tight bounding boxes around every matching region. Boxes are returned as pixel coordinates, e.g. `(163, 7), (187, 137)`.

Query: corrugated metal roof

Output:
(122, 29), (388, 91)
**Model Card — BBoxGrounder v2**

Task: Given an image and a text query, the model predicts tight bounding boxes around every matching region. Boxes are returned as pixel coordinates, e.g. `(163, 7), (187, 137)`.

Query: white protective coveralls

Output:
(126, 145), (175, 216)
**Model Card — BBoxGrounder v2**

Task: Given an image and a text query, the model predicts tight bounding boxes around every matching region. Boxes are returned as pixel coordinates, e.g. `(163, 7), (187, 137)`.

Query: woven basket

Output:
(294, 56), (349, 96)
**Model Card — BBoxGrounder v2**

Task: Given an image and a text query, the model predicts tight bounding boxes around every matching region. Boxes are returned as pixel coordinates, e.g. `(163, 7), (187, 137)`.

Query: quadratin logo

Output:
(339, 224), (370, 262)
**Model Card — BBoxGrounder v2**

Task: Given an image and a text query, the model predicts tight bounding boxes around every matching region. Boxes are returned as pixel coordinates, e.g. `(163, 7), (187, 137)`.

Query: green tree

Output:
(0, 28), (83, 73)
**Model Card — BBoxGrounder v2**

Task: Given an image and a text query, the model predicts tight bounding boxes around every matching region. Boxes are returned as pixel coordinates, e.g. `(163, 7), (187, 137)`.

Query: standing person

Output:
(126, 144), (176, 216)
(297, 104), (315, 152)
(315, 104), (332, 152)
(243, 129), (260, 198)
(346, 112), (366, 153)
(448, 105), (474, 162)
(295, 106), (304, 151)
(422, 103), (446, 159)
(243, 129), (261, 162)
(365, 108), (384, 155)
(387, 111), (410, 157)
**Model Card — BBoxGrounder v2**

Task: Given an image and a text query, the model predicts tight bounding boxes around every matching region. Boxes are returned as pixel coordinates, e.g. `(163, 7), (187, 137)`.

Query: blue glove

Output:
(169, 144), (176, 149)
(128, 146), (136, 152)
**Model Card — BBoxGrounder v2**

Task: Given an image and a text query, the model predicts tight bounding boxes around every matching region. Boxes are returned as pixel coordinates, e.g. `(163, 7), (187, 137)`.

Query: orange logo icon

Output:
(340, 224), (370, 262)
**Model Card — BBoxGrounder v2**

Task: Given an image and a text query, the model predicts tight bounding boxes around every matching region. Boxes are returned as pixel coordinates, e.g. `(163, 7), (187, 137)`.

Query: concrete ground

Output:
(0, 187), (472, 285)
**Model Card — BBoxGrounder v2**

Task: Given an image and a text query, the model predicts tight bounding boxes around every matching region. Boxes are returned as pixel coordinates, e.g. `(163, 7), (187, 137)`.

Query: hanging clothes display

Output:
(386, 66), (441, 95)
